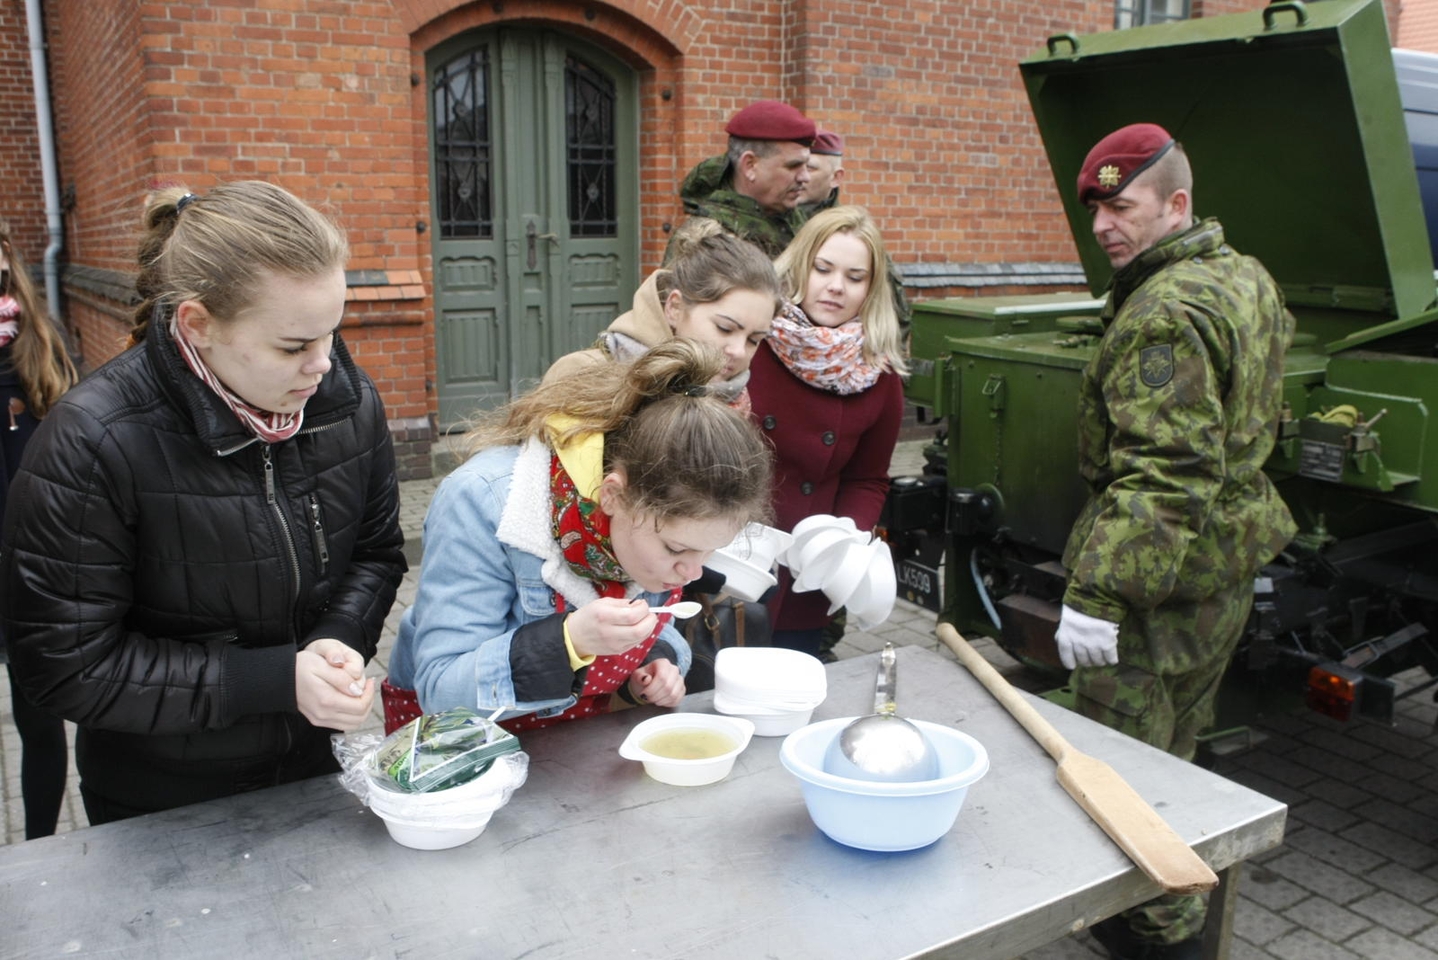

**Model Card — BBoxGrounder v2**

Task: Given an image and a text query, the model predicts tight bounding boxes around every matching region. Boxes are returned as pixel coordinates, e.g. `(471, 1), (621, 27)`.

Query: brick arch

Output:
(399, 0), (689, 70)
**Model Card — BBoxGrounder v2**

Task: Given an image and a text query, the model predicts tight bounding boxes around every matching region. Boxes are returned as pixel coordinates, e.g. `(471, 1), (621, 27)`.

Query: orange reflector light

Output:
(1306, 664), (1359, 722)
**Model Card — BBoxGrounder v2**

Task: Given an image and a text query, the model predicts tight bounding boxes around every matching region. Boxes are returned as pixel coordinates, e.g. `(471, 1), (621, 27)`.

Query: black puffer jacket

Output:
(0, 319), (405, 812)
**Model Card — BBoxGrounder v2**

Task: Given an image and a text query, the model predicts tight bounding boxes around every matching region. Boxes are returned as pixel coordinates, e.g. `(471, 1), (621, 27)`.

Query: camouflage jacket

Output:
(671, 154), (808, 259)
(1062, 218), (1297, 624)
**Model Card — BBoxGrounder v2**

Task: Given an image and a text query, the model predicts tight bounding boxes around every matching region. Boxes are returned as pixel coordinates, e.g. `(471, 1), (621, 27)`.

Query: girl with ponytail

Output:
(1, 182), (405, 824)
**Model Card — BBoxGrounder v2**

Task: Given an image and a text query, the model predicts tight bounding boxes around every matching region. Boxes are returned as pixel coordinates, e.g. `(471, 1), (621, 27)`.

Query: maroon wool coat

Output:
(746, 340), (904, 631)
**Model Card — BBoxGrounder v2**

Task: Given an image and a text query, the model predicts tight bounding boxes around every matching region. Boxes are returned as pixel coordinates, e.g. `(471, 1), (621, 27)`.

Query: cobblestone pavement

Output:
(4, 441), (1437, 959)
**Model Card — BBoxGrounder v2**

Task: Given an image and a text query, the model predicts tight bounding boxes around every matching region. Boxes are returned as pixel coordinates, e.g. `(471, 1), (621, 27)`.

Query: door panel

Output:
(429, 29), (637, 429)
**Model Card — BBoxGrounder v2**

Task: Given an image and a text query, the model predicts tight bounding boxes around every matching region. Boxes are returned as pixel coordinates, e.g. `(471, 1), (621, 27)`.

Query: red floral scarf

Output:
(550, 452), (627, 592)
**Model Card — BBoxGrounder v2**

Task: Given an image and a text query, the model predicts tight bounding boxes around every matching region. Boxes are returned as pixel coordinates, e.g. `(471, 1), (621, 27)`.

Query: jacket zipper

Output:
(215, 417), (342, 457)
(262, 445), (303, 611)
(308, 493), (329, 573)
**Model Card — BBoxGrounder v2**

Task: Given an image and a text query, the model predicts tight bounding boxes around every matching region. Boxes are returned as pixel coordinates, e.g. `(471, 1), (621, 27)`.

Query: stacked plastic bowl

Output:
(364, 753), (528, 851)
(784, 515), (896, 630)
(712, 647), (828, 736)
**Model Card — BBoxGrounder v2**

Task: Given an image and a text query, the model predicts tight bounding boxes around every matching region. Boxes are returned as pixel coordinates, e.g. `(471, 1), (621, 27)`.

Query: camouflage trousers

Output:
(1073, 577), (1255, 943)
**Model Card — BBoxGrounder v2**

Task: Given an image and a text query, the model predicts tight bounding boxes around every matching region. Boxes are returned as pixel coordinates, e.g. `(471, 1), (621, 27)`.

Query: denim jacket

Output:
(386, 439), (690, 721)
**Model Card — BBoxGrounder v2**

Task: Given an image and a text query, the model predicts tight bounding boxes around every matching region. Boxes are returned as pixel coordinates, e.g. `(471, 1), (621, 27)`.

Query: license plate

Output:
(895, 558), (941, 612)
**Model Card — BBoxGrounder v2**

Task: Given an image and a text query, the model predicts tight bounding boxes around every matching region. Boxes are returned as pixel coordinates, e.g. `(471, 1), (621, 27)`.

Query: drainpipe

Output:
(25, 0), (63, 320)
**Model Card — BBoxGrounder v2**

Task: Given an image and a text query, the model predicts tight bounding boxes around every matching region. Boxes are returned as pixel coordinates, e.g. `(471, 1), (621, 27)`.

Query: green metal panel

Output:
(948, 331), (1096, 554)
(1268, 350), (1435, 509)
(1020, 0), (1433, 326)
(906, 293), (1102, 411)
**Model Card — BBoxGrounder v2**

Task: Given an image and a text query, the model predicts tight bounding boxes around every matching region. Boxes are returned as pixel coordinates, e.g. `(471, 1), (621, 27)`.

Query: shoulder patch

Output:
(1139, 343), (1174, 388)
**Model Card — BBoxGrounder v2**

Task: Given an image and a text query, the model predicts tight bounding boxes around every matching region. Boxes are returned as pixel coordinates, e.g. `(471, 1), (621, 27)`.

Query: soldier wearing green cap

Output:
(1059, 122), (1296, 960)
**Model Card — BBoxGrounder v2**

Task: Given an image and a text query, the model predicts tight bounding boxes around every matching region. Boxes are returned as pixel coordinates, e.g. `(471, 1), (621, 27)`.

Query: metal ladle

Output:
(822, 643), (941, 782)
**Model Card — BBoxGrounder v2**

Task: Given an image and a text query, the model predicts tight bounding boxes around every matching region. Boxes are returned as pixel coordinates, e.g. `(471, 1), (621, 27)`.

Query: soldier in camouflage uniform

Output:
(668, 100), (815, 261)
(1057, 124), (1296, 960)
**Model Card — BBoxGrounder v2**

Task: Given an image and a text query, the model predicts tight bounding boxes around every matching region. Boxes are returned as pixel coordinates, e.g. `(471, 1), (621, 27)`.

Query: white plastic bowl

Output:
(822, 539), (878, 614)
(790, 513), (857, 543)
(618, 713), (755, 786)
(704, 547), (778, 603)
(714, 647), (827, 702)
(721, 523), (793, 570)
(712, 693), (817, 737)
(364, 751), (526, 851)
(375, 814), (493, 851)
(788, 527), (856, 593)
(844, 543), (897, 630)
(780, 717), (989, 852)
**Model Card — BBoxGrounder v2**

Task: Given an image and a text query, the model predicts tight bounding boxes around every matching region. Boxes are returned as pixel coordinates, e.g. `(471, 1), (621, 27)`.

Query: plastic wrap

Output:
(333, 707), (529, 830)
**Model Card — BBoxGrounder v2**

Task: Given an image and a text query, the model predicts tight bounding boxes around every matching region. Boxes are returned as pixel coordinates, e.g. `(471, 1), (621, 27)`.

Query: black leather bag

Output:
(683, 593), (771, 694)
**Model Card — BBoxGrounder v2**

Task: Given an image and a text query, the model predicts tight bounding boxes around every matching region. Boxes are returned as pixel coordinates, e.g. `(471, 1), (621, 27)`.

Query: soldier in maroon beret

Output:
(1076, 122), (1187, 268)
(671, 100), (817, 260)
(799, 129), (845, 213)
(1060, 121), (1295, 960)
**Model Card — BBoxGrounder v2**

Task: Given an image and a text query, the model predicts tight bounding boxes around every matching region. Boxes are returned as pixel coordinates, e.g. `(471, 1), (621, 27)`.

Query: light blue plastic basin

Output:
(780, 717), (989, 852)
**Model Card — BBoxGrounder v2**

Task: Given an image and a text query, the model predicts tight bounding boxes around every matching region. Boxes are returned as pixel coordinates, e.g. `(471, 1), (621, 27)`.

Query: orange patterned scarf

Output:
(767, 299), (884, 395)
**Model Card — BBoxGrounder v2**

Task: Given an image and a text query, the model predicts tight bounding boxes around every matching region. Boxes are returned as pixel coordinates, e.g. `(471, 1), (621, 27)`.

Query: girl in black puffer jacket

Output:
(0, 181), (406, 824)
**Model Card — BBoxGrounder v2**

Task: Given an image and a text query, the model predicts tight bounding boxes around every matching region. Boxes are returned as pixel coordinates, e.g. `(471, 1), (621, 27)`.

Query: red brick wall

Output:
(46, 1), (431, 431)
(788, 0), (1105, 269)
(0, 2), (48, 270)
(1399, 0), (1438, 51)
(46, 2), (145, 273)
(13, 0), (1418, 477)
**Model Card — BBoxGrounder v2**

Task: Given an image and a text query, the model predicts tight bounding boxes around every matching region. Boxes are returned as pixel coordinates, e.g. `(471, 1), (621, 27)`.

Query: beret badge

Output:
(1097, 165), (1122, 189)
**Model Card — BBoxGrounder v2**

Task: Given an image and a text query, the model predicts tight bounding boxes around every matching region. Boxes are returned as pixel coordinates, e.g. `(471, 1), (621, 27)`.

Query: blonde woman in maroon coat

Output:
(748, 206), (908, 655)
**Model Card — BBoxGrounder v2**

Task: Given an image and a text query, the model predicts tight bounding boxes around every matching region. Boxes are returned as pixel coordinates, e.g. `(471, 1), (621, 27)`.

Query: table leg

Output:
(1200, 862), (1241, 960)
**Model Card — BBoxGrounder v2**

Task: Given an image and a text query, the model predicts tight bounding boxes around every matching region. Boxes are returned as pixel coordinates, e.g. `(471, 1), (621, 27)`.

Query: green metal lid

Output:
(1021, 0), (1432, 320)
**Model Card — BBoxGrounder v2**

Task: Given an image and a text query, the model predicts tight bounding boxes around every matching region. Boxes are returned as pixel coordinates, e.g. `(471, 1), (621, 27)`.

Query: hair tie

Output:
(176, 193), (199, 214)
(682, 384), (708, 398)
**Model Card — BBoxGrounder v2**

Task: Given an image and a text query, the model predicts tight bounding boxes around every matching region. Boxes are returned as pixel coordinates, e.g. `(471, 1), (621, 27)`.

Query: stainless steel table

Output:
(1, 645), (1285, 959)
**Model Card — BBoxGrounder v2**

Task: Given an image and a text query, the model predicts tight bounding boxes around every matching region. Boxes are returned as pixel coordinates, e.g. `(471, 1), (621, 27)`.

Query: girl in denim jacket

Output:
(384, 340), (773, 732)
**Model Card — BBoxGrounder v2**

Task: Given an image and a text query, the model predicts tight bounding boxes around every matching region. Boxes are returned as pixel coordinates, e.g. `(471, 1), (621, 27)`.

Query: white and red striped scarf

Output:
(169, 315), (304, 443)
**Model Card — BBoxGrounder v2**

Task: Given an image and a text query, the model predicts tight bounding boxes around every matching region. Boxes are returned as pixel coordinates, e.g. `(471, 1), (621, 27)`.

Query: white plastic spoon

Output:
(647, 600), (703, 619)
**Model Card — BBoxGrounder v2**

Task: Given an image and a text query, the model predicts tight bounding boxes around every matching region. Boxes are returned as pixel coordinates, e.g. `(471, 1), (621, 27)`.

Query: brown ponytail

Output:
(465, 338), (773, 526)
(129, 181), (348, 346)
(657, 218), (782, 317)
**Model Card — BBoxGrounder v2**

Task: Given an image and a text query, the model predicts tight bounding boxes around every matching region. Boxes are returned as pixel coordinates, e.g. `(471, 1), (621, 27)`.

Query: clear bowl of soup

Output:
(618, 713), (756, 786)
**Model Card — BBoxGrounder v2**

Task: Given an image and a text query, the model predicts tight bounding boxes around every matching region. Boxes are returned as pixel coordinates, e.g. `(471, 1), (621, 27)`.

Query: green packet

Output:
(372, 707), (522, 793)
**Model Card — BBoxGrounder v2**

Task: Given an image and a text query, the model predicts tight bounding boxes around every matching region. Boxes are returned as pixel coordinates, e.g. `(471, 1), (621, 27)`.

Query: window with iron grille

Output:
(1115, 0), (1190, 29)
(566, 55), (618, 238)
(433, 48), (493, 239)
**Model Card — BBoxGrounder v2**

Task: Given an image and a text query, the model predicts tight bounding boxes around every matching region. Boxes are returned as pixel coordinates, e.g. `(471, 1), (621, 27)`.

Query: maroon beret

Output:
(1077, 123), (1176, 203)
(810, 129), (845, 156)
(725, 101), (816, 145)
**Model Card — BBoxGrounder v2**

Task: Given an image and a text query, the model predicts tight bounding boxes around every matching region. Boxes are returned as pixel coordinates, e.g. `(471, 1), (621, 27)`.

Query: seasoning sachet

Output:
(372, 707), (522, 793)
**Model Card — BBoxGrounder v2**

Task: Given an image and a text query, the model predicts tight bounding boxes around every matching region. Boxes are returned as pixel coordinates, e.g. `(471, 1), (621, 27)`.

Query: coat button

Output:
(821, 431), (836, 446)
(762, 415), (776, 430)
(800, 482), (814, 495)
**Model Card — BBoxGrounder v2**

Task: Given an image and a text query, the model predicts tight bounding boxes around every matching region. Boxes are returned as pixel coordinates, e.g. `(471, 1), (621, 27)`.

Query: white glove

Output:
(1055, 604), (1120, 670)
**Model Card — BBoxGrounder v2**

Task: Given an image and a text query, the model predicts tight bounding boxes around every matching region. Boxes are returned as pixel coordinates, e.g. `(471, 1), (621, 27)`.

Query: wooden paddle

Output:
(936, 622), (1219, 895)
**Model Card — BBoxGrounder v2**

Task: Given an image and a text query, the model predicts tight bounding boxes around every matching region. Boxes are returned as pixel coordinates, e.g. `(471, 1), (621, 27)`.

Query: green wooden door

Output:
(428, 29), (637, 428)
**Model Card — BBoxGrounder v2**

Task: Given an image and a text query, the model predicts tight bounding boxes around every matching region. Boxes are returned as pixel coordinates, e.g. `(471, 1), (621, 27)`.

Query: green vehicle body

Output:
(894, 0), (1438, 724)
